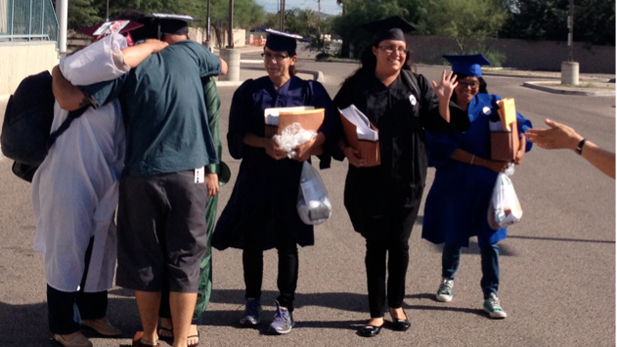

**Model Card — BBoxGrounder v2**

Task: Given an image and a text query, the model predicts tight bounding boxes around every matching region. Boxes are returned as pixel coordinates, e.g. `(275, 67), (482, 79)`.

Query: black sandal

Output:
(157, 326), (174, 342)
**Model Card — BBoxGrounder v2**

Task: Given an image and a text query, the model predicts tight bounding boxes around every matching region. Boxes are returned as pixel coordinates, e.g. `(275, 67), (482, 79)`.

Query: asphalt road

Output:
(0, 49), (614, 347)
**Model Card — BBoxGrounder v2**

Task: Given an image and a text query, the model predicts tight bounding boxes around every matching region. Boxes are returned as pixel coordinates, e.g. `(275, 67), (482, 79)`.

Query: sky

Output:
(255, 0), (342, 16)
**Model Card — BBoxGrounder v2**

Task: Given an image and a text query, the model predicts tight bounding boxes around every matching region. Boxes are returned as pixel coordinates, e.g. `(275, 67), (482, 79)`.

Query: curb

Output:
(483, 72), (613, 83)
(522, 81), (616, 96)
(215, 60), (325, 87)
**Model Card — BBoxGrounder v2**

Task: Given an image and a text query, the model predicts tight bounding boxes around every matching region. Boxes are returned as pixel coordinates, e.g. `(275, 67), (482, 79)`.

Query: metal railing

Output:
(0, 0), (58, 47)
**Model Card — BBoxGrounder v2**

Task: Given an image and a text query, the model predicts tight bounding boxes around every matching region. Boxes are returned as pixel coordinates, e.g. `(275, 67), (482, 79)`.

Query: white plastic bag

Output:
(487, 170), (522, 230)
(60, 32), (130, 86)
(297, 162), (332, 225)
(272, 123), (318, 159)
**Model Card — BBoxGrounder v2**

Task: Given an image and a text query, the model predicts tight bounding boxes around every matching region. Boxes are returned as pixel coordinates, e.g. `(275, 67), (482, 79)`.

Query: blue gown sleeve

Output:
(308, 81), (339, 169)
(426, 131), (460, 169)
(227, 79), (255, 159)
(307, 81), (336, 139)
(516, 112), (533, 153)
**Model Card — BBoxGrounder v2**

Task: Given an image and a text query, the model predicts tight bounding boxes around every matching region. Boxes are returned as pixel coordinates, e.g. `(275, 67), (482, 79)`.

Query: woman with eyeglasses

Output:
(332, 16), (470, 337)
(212, 29), (337, 335)
(422, 54), (532, 319)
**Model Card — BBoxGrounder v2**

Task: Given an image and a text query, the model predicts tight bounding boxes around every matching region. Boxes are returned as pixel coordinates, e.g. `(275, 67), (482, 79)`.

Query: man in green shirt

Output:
(53, 14), (227, 347)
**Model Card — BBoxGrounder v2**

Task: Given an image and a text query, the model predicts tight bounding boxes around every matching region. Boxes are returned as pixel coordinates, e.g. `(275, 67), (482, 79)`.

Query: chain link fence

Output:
(0, 0), (58, 47)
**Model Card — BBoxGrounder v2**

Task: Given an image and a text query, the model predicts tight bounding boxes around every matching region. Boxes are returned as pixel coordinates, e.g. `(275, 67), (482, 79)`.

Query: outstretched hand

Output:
(432, 70), (458, 101)
(525, 119), (583, 150)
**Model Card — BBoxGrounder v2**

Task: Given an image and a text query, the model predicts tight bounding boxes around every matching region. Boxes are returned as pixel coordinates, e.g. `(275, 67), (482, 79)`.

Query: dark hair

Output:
(114, 9), (157, 42)
(450, 72), (488, 103)
(342, 42), (414, 85)
(288, 50), (297, 76)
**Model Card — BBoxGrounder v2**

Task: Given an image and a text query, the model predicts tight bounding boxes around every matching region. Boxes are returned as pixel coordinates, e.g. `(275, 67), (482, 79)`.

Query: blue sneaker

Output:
(239, 298), (262, 326)
(269, 300), (295, 335)
(483, 293), (507, 319)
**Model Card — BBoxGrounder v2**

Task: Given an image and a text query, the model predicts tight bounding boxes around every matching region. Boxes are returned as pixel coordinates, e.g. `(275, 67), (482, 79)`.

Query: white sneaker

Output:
(436, 277), (454, 302)
(483, 293), (507, 319)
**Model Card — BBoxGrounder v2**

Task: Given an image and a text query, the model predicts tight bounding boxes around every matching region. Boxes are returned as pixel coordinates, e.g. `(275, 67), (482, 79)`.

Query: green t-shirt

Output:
(81, 40), (221, 177)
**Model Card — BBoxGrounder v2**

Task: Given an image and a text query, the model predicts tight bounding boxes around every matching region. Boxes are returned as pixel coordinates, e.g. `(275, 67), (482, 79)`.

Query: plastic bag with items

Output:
(487, 166), (522, 229)
(297, 162), (332, 225)
(272, 123), (318, 159)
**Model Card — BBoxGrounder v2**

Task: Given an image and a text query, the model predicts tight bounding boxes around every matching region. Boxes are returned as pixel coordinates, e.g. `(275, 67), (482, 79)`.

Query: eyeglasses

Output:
(377, 45), (407, 55)
(458, 80), (480, 89)
(261, 53), (289, 62)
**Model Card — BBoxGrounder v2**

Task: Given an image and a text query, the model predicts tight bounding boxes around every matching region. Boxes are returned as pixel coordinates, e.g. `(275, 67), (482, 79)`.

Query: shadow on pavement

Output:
(428, 241), (518, 256)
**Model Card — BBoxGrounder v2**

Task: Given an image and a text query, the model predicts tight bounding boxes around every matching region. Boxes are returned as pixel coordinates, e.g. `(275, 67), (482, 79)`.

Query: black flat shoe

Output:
(358, 324), (383, 337)
(391, 309), (411, 331)
(393, 317), (411, 331)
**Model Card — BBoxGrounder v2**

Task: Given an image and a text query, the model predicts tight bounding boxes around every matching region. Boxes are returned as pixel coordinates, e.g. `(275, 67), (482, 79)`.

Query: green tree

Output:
(64, 0), (102, 30)
(207, 0), (266, 46)
(331, 0), (411, 58)
(500, 0), (615, 46)
(422, 0), (507, 53)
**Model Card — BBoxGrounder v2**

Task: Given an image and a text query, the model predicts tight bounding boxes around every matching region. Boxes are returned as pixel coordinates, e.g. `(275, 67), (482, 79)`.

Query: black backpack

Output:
(1, 70), (88, 182)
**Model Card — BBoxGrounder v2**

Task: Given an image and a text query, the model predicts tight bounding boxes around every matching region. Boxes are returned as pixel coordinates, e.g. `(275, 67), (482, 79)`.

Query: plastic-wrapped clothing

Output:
(422, 93), (532, 248)
(32, 33), (127, 292)
(333, 69), (470, 238)
(212, 76), (337, 251)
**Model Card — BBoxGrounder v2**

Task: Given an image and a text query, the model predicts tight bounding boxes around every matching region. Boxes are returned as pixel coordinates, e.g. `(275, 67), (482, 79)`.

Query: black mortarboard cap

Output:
(151, 13), (200, 36)
(257, 27), (310, 52)
(443, 54), (491, 77)
(77, 20), (143, 37)
(362, 16), (416, 45)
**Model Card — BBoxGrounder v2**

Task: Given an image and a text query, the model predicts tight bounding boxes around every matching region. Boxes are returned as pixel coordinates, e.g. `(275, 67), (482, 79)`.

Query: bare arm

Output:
(51, 65), (89, 111)
(219, 57), (228, 75)
(526, 119), (615, 179)
(121, 39), (168, 68)
(431, 70), (458, 123)
(450, 148), (510, 173)
(513, 134), (527, 165)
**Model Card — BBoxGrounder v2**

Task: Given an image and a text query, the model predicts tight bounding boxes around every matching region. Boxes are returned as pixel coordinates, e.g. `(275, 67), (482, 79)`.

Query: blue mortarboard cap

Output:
(443, 54), (491, 77)
(257, 27), (310, 52)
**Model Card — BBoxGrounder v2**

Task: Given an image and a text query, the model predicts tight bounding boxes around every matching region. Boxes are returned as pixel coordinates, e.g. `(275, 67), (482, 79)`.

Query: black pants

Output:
(242, 224), (299, 312)
(363, 201), (421, 318)
(47, 238), (107, 334)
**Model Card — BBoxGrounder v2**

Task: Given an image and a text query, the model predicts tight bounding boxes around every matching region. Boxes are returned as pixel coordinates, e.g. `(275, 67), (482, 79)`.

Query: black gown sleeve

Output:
(227, 79), (255, 159)
(416, 73), (470, 134)
(330, 75), (359, 162)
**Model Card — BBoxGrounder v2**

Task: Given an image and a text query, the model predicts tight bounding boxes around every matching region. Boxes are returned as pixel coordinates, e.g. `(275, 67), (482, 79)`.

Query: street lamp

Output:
(561, 0), (579, 85)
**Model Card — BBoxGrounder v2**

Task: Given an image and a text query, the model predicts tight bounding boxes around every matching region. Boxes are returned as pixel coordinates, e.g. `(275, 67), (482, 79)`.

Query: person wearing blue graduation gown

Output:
(332, 16), (471, 337)
(211, 29), (337, 335)
(422, 54), (533, 319)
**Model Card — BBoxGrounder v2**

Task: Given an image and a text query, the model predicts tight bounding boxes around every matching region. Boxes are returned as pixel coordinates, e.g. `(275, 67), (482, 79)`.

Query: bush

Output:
(315, 52), (332, 61)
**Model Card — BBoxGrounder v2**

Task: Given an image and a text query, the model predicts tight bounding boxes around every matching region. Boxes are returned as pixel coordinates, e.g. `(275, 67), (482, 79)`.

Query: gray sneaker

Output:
(239, 298), (262, 326)
(483, 293), (507, 319)
(436, 277), (454, 302)
(269, 300), (295, 335)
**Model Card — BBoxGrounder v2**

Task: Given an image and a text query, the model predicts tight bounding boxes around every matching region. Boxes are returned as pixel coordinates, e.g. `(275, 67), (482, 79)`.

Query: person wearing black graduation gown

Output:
(332, 16), (470, 337)
(211, 29), (337, 335)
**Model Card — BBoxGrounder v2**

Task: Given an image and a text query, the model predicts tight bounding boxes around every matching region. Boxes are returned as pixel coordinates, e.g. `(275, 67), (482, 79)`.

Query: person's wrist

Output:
(570, 134), (584, 151)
